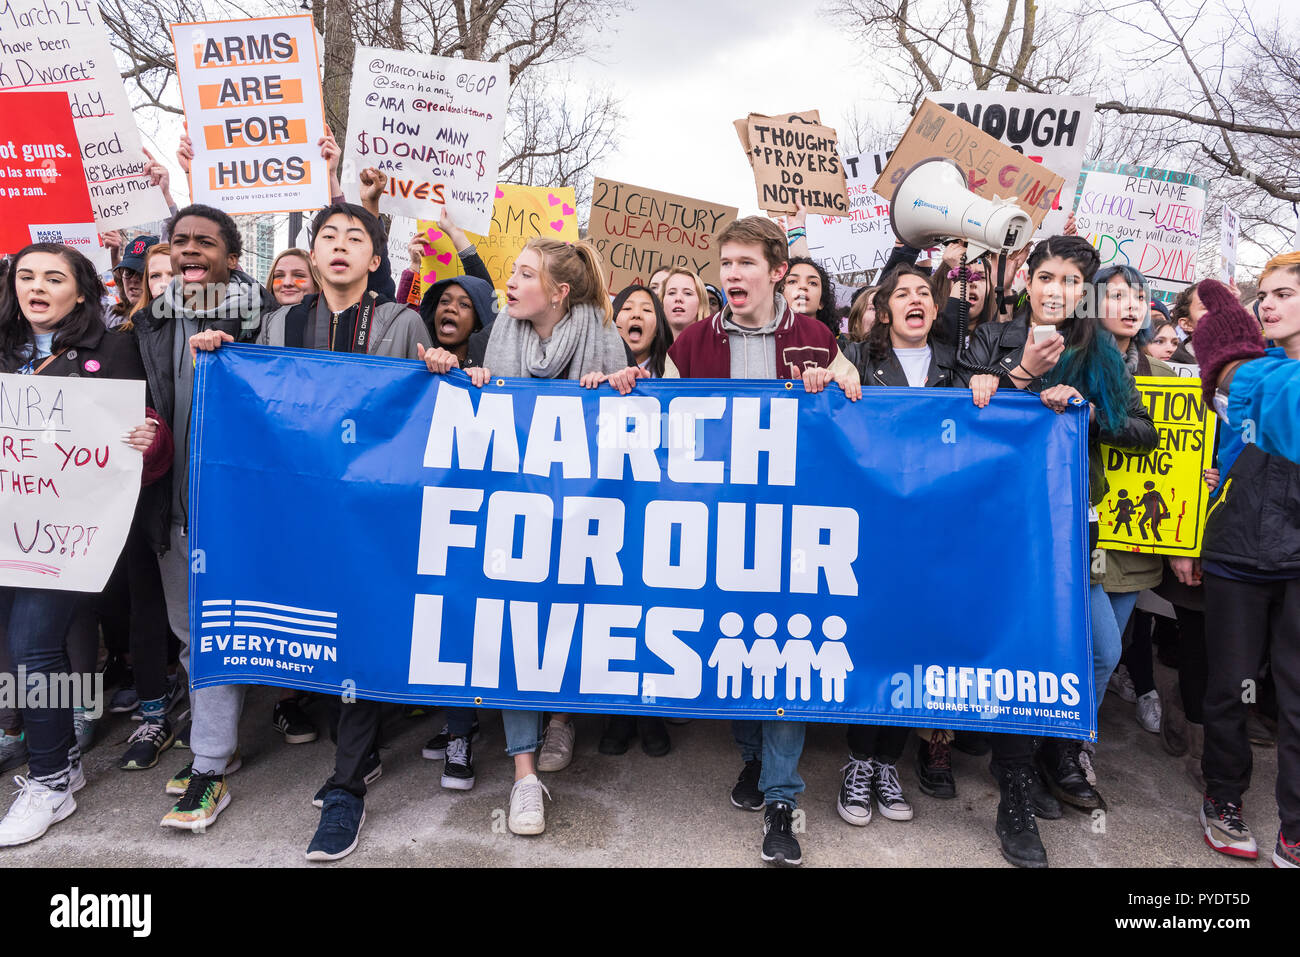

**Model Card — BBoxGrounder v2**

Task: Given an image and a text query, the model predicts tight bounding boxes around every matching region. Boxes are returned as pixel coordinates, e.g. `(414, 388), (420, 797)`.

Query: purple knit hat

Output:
(1191, 279), (1265, 404)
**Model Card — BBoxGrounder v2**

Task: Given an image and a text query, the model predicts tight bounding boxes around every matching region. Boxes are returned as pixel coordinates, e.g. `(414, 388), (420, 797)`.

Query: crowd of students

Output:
(0, 132), (1297, 868)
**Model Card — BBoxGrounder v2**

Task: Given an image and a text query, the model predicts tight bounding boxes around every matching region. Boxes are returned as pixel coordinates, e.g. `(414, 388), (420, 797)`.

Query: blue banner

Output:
(189, 345), (1096, 739)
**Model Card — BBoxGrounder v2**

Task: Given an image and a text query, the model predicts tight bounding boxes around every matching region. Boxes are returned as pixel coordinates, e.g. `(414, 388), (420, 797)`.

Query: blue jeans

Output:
(732, 719), (806, 807)
(502, 709), (544, 756)
(0, 587), (85, 778)
(1089, 583), (1126, 722)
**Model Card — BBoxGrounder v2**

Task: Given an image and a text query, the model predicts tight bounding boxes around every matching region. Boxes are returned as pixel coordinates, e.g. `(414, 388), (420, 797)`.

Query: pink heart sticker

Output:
(421, 243), (434, 256)
(422, 270), (439, 283)
(495, 187), (504, 198)
(550, 219), (565, 233)
(562, 203), (575, 215)
(548, 193), (561, 206)
(437, 252), (453, 265)
(426, 228), (444, 241)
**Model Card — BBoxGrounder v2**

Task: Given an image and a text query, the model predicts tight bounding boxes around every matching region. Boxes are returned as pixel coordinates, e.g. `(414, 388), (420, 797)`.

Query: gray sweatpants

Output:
(160, 523), (245, 776)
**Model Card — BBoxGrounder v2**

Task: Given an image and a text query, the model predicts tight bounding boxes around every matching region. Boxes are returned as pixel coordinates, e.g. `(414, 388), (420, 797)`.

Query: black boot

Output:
(915, 735), (956, 799)
(1036, 737), (1104, 811)
(637, 716), (671, 757)
(988, 754), (1061, 819)
(994, 762), (1048, 868)
(598, 715), (636, 755)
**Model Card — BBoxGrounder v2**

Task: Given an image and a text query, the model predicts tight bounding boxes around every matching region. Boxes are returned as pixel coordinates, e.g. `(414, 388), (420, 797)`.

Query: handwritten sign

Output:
(736, 112), (848, 216)
(588, 177), (737, 289)
(806, 151), (896, 278)
(1073, 162), (1208, 303)
(171, 15), (329, 215)
(1219, 203), (1239, 283)
(1097, 376), (1217, 556)
(343, 47), (507, 234)
(0, 0), (169, 230)
(874, 100), (1065, 234)
(929, 91), (1094, 236)
(0, 373), (143, 591)
(0, 91), (93, 252)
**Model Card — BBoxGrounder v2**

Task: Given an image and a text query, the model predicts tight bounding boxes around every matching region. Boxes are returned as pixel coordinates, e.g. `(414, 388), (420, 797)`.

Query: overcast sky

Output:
(570, 0), (884, 214)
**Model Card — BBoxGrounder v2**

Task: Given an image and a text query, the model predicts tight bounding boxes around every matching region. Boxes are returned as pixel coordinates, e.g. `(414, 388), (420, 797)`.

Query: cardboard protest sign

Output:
(874, 100), (1065, 234)
(1097, 376), (1217, 556)
(0, 0), (169, 230)
(343, 47), (508, 234)
(408, 185), (580, 309)
(170, 15), (329, 215)
(929, 91), (1094, 236)
(806, 151), (895, 277)
(588, 177), (737, 289)
(737, 112), (848, 216)
(0, 91), (94, 253)
(733, 109), (821, 160)
(0, 373), (144, 591)
(1219, 204), (1239, 282)
(1073, 161), (1208, 303)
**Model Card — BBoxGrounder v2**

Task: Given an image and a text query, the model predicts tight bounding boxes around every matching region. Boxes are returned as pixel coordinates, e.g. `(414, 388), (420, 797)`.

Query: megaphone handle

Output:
(995, 252), (1009, 318)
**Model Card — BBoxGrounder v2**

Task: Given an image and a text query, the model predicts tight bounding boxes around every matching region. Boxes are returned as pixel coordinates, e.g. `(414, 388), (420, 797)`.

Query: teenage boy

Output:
(663, 215), (860, 866)
(132, 204), (279, 830)
(189, 202), (429, 861)
(1190, 273), (1300, 868)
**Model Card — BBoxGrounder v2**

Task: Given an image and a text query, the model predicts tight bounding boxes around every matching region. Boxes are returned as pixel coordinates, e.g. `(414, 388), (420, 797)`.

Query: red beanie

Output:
(1191, 280), (1265, 404)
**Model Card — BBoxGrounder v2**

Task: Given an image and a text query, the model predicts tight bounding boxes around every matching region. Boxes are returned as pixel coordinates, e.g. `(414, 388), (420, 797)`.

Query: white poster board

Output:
(805, 151), (896, 277)
(1218, 204), (1239, 283)
(1073, 162), (1208, 303)
(0, 0), (170, 230)
(0, 374), (144, 592)
(929, 91), (1095, 237)
(343, 47), (508, 234)
(171, 15), (329, 215)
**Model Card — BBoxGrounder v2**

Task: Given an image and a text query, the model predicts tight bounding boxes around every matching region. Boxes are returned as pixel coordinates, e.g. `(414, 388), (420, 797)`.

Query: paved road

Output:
(1, 683), (1281, 868)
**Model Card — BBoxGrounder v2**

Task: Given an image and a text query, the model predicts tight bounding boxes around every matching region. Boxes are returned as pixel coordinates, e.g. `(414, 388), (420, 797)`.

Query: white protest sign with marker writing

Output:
(171, 15), (329, 215)
(1074, 162), (1208, 303)
(0, 374), (144, 592)
(0, 0), (169, 231)
(344, 48), (508, 235)
(806, 151), (895, 277)
(1219, 203), (1239, 283)
(929, 91), (1094, 237)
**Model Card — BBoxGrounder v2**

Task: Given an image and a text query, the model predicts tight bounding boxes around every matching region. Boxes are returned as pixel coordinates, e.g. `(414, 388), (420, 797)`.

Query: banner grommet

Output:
(474, 697), (483, 705)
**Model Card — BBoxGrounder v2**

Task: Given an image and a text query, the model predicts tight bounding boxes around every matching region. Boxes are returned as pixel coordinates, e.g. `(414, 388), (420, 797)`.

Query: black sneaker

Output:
(440, 735), (475, 790)
(915, 735), (956, 799)
(305, 789), (365, 862)
(313, 750), (382, 807)
(761, 801), (803, 866)
(272, 696), (318, 745)
(1036, 738), (1104, 811)
(637, 716), (671, 757)
(119, 718), (175, 770)
(100, 653), (132, 693)
(598, 715), (635, 755)
(836, 757), (873, 826)
(422, 719), (480, 760)
(994, 763), (1048, 868)
(730, 758), (763, 811)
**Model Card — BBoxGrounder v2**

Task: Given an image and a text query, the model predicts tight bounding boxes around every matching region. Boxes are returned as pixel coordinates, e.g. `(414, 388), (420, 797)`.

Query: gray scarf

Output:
(484, 301), (627, 379)
(157, 271), (264, 336)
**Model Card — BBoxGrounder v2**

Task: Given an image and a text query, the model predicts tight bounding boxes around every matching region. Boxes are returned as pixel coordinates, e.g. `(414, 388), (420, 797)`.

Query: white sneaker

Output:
(0, 776), (77, 847)
(1136, 690), (1162, 734)
(68, 755), (85, 794)
(1107, 664), (1137, 703)
(536, 719), (575, 772)
(508, 773), (550, 835)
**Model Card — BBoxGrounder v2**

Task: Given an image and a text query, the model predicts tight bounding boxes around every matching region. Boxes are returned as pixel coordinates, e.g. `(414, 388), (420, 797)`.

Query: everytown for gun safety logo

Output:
(1096, 376), (1217, 556)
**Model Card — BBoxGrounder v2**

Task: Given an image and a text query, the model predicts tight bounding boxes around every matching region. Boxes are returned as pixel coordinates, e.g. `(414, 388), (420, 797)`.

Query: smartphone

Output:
(1031, 325), (1057, 345)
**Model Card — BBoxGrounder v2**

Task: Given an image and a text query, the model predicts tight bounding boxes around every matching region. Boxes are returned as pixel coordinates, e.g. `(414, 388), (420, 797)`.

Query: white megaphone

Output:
(890, 158), (1033, 258)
